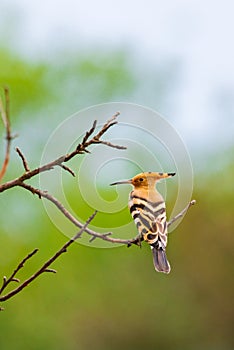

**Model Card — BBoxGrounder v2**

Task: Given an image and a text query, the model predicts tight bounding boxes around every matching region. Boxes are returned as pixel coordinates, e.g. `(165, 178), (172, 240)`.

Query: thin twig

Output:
(93, 112), (120, 140)
(18, 182), (196, 246)
(167, 200), (196, 228)
(59, 164), (76, 177)
(15, 147), (30, 172)
(64, 112), (125, 162)
(0, 249), (39, 295)
(0, 212), (96, 302)
(0, 112), (126, 194)
(94, 140), (126, 150)
(0, 87), (13, 181)
(18, 182), (136, 245)
(81, 119), (97, 145)
(0, 87), (10, 136)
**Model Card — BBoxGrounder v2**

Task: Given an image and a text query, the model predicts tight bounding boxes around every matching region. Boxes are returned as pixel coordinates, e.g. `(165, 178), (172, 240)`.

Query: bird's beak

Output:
(110, 179), (132, 186)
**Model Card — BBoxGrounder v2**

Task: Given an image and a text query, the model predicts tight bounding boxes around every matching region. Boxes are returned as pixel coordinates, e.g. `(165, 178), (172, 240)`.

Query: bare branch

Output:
(93, 112), (120, 140)
(0, 181), (196, 305)
(0, 212), (96, 302)
(0, 87), (10, 136)
(19, 181), (196, 246)
(0, 103), (196, 307)
(93, 140), (126, 150)
(0, 249), (39, 295)
(64, 112), (125, 162)
(59, 164), (76, 177)
(0, 87), (14, 181)
(167, 200), (196, 228)
(0, 107), (195, 249)
(15, 147), (30, 172)
(17, 182), (136, 245)
(13, 184), (196, 249)
(81, 119), (97, 145)
(0, 112), (126, 194)
(44, 268), (57, 274)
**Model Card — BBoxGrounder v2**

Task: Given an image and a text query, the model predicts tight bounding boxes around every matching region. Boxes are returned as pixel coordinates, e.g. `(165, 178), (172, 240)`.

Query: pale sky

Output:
(1, 0), (234, 157)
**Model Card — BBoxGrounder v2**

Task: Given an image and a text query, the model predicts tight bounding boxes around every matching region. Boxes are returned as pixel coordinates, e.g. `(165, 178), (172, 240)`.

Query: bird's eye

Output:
(139, 178), (144, 182)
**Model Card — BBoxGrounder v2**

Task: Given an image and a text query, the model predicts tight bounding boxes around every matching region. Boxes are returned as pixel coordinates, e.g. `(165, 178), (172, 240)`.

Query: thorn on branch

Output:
(15, 147), (30, 172)
(104, 232), (112, 237)
(11, 278), (20, 283)
(44, 269), (57, 274)
(60, 164), (76, 177)
(88, 231), (112, 243)
(90, 231), (113, 242)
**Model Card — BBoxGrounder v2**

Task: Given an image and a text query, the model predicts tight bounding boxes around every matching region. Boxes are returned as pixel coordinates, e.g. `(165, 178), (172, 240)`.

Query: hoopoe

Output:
(110, 172), (176, 273)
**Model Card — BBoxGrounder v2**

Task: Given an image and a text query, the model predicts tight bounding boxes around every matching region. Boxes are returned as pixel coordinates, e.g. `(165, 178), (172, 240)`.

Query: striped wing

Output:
(129, 194), (168, 250)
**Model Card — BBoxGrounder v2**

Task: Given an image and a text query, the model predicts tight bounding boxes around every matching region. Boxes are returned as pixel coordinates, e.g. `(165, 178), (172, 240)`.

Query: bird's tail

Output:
(151, 246), (171, 274)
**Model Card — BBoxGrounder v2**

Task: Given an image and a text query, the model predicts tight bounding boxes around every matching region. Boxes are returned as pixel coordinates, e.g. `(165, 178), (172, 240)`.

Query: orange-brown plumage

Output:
(111, 172), (176, 273)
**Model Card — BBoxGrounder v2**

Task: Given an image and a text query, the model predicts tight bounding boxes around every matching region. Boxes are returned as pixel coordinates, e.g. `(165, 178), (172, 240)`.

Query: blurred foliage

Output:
(0, 49), (52, 118)
(0, 48), (233, 350)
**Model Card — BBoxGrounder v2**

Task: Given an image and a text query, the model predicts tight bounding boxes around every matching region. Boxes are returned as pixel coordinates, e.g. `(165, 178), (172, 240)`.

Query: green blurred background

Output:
(0, 1), (234, 350)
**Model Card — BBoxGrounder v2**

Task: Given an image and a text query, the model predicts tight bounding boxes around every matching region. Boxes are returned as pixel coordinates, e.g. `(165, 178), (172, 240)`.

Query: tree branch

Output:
(0, 112), (133, 243)
(0, 99), (196, 308)
(15, 147), (30, 172)
(167, 200), (196, 228)
(0, 112), (126, 194)
(19, 180), (196, 247)
(0, 249), (39, 295)
(0, 87), (14, 181)
(0, 212), (97, 304)
(64, 112), (125, 161)
(0, 198), (196, 308)
(18, 182), (137, 245)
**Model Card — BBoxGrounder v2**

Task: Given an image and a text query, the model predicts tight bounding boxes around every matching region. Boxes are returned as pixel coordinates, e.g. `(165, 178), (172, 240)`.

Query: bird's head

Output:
(110, 172), (176, 188)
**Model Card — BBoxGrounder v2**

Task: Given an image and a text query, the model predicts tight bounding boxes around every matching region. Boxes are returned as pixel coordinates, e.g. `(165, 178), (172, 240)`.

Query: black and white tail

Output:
(151, 246), (171, 274)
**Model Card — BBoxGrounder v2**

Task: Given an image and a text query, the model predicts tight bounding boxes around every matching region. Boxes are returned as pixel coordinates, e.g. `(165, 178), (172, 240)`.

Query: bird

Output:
(110, 172), (176, 273)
